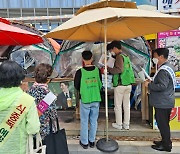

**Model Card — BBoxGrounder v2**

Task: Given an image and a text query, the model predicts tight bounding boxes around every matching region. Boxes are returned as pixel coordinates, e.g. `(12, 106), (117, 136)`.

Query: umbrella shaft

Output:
(104, 19), (109, 142)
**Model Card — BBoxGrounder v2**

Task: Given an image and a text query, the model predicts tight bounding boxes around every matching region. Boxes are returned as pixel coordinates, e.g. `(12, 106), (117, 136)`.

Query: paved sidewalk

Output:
(58, 109), (180, 153)
(58, 112), (180, 139)
(67, 140), (180, 154)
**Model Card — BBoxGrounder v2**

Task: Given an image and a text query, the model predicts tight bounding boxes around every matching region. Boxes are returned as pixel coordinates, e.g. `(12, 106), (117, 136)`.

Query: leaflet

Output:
(98, 54), (115, 68)
(107, 56), (115, 68)
(141, 68), (152, 81)
(37, 91), (57, 116)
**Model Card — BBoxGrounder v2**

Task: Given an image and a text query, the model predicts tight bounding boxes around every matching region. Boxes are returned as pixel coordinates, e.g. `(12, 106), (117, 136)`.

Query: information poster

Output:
(153, 97), (180, 130)
(158, 30), (180, 72)
(158, 0), (180, 11)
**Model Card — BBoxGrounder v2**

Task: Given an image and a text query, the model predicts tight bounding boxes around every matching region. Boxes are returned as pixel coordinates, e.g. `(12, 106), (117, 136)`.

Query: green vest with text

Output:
(80, 67), (102, 103)
(113, 54), (135, 87)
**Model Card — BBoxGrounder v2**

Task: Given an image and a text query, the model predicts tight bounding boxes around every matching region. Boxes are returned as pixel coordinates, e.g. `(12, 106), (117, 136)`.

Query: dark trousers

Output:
(155, 108), (172, 147)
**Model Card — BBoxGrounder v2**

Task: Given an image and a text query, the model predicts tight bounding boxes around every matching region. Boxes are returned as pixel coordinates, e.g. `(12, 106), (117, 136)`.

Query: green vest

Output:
(80, 67), (102, 104)
(113, 54), (135, 87)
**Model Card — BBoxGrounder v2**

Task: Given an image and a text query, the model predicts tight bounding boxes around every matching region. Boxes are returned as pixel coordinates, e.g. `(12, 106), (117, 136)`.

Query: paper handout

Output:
(138, 71), (145, 81)
(141, 67), (152, 81)
(98, 54), (105, 67)
(107, 56), (115, 68)
(37, 91), (57, 116)
(98, 54), (115, 68)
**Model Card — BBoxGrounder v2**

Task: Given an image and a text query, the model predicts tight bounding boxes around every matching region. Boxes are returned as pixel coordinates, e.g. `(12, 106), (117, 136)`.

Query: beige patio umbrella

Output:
(45, 7), (180, 42)
(45, 1), (180, 152)
(75, 0), (137, 15)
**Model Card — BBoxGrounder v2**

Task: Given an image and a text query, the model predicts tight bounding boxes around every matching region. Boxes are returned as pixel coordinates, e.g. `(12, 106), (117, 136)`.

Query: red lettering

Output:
(16, 104), (26, 114)
(6, 111), (21, 129)
(10, 112), (20, 121)
(6, 119), (15, 129)
(170, 108), (177, 121)
(178, 107), (180, 122)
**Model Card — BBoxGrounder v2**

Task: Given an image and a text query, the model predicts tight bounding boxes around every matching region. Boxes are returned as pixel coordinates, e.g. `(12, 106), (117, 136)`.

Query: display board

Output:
(49, 81), (76, 110)
(158, 30), (180, 72)
(153, 96), (180, 130)
(27, 78), (76, 110)
(158, 0), (180, 11)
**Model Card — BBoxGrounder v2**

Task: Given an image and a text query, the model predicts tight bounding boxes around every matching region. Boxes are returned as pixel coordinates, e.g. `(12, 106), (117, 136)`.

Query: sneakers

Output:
(112, 123), (129, 130)
(89, 141), (95, 148)
(123, 124), (129, 130)
(79, 141), (88, 149)
(80, 140), (95, 149)
(112, 123), (122, 130)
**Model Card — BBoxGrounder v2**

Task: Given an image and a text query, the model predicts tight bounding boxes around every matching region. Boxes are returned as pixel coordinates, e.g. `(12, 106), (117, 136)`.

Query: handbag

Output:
(44, 117), (69, 154)
(26, 133), (46, 154)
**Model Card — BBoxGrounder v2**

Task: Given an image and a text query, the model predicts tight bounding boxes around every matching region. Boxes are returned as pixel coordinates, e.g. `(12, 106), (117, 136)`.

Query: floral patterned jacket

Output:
(28, 82), (57, 140)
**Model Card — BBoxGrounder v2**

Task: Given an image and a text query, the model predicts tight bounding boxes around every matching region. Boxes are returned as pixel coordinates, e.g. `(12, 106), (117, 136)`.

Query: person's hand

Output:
(144, 79), (151, 87)
(100, 67), (105, 74)
(106, 66), (110, 72)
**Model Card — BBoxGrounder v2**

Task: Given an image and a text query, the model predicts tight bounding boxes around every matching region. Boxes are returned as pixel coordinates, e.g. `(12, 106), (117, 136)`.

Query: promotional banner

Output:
(169, 97), (180, 130)
(158, 0), (180, 11)
(158, 30), (180, 72)
(48, 81), (76, 110)
(153, 97), (180, 130)
(155, 30), (180, 130)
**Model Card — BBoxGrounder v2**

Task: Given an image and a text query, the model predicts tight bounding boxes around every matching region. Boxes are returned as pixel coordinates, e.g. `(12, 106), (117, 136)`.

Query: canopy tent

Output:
(7, 21), (58, 77)
(54, 37), (151, 79)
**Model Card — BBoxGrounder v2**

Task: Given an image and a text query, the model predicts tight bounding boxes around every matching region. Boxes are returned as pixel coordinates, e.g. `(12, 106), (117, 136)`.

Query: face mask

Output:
(111, 52), (116, 56)
(152, 58), (158, 64)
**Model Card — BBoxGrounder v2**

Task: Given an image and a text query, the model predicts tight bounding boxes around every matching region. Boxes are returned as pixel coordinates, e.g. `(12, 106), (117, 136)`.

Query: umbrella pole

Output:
(104, 18), (109, 142)
(96, 19), (119, 153)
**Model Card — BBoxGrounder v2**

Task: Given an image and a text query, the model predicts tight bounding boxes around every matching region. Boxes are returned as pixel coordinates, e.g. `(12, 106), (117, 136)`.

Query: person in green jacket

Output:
(74, 50), (102, 149)
(107, 41), (135, 130)
(0, 61), (40, 154)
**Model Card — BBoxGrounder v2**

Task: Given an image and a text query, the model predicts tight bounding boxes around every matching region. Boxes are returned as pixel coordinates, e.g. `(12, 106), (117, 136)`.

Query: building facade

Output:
(0, 0), (156, 30)
(0, 0), (98, 29)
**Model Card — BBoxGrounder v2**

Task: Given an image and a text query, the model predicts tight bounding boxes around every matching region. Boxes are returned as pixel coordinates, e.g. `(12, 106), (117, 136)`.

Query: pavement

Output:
(67, 139), (180, 154)
(57, 109), (180, 154)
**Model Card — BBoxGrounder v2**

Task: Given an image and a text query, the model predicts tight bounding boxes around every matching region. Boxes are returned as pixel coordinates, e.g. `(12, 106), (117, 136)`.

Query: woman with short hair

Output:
(0, 60), (40, 154)
(28, 63), (57, 140)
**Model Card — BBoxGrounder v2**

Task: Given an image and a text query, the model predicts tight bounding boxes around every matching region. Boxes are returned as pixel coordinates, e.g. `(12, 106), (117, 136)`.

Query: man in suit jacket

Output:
(56, 82), (72, 109)
(145, 48), (175, 152)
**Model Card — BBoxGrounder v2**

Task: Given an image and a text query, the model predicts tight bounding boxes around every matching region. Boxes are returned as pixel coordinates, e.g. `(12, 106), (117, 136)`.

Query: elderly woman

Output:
(28, 63), (57, 141)
(0, 60), (40, 154)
